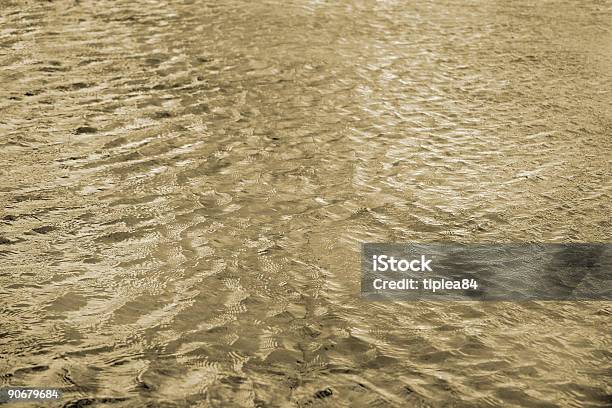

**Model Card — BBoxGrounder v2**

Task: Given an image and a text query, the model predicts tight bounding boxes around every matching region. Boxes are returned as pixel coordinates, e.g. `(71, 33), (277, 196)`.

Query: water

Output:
(1, 0), (610, 406)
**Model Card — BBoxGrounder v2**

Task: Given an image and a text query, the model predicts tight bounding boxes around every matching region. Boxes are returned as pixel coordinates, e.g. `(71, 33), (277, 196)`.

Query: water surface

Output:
(1, 0), (611, 406)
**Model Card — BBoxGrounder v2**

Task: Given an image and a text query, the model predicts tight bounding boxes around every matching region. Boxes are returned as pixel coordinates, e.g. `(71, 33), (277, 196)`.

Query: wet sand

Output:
(1, 0), (611, 407)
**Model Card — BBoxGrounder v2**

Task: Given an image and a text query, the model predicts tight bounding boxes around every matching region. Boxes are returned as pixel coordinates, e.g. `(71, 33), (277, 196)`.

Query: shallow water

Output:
(1, 0), (611, 406)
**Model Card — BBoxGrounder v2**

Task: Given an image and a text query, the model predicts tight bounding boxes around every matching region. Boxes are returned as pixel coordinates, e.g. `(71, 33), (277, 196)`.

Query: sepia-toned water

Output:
(1, 0), (611, 406)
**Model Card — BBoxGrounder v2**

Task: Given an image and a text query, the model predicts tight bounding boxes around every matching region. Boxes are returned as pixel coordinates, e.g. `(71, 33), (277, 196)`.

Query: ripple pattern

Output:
(1, 0), (611, 407)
